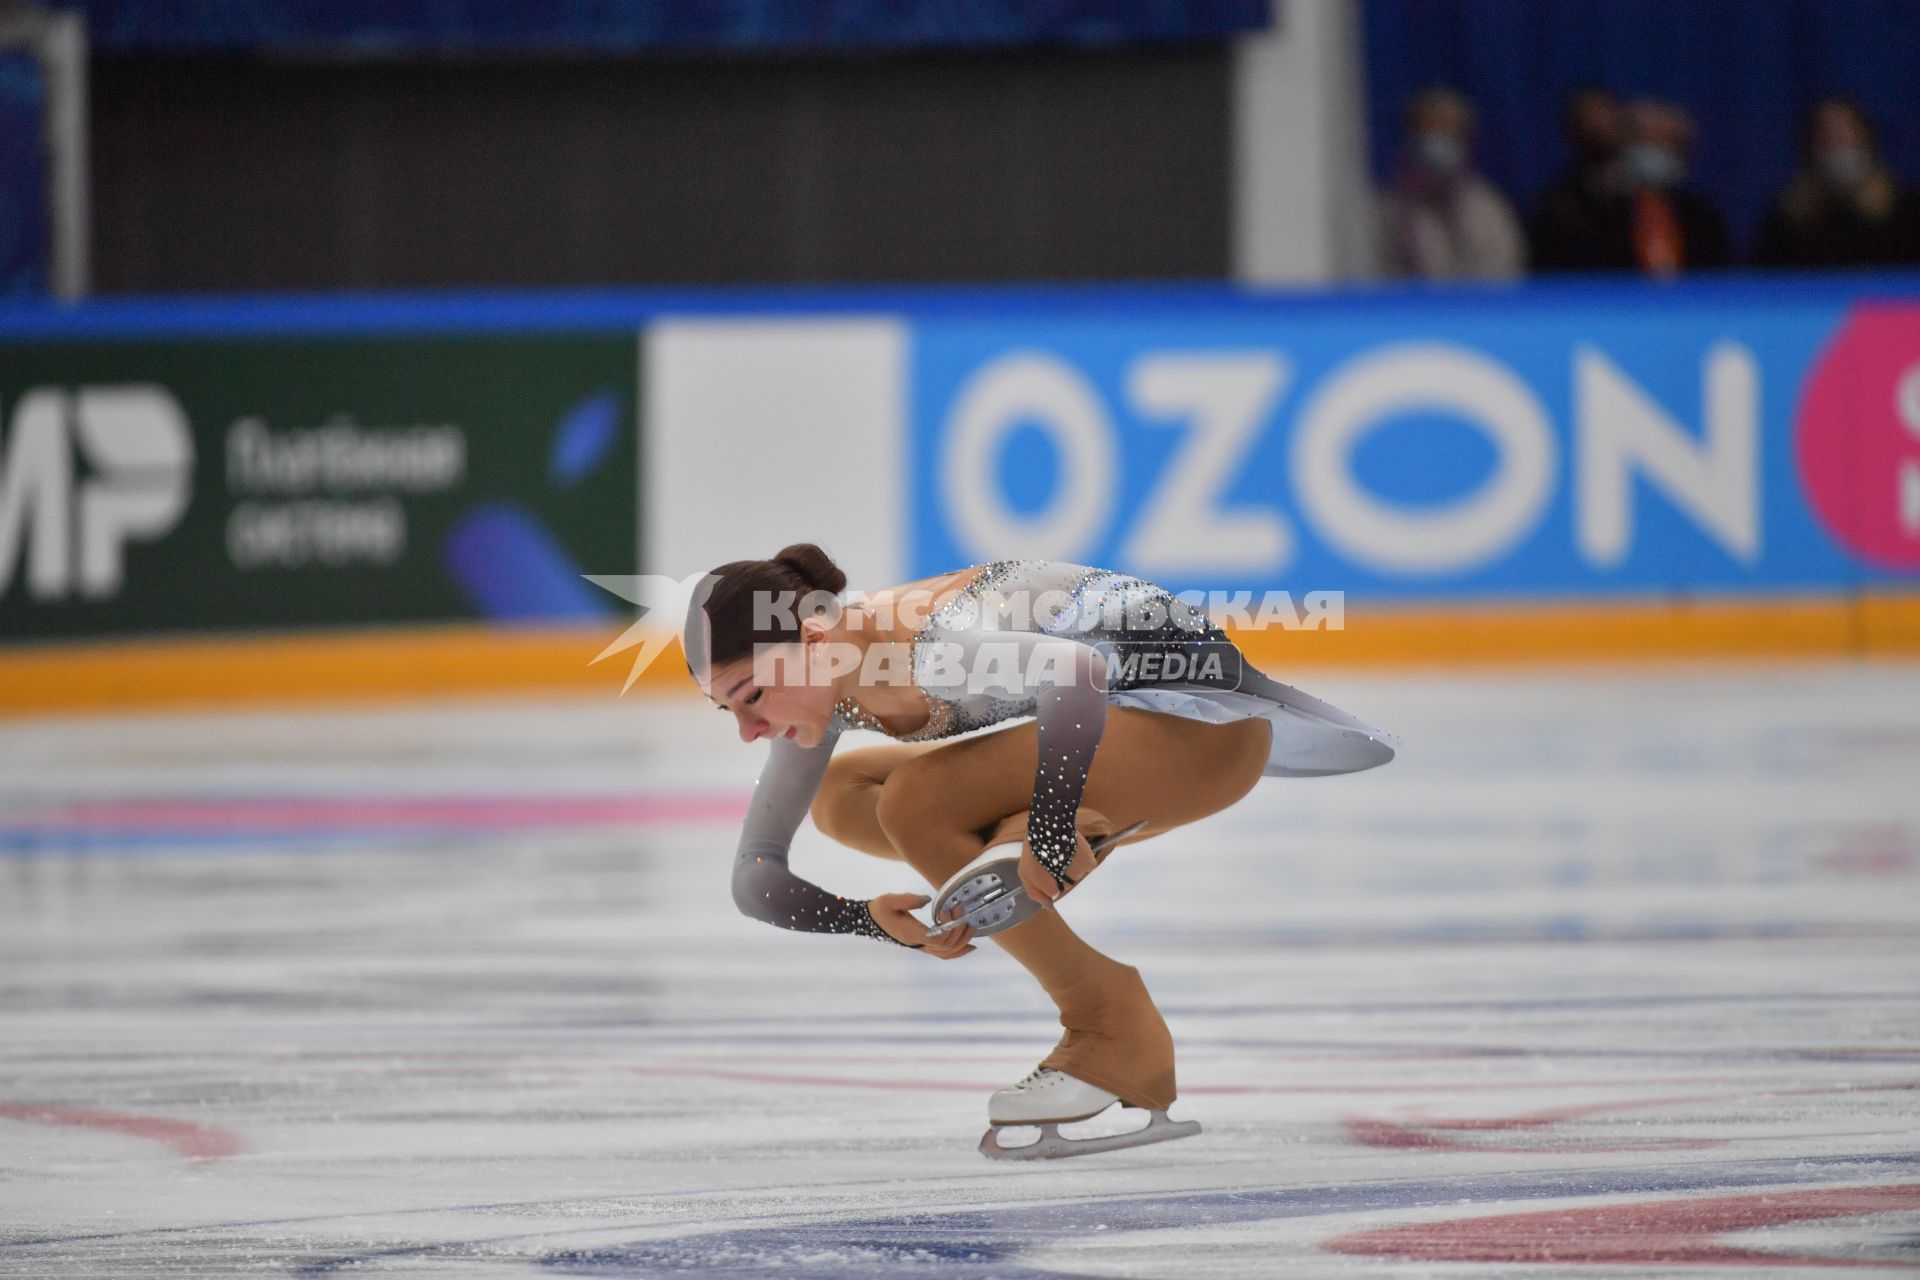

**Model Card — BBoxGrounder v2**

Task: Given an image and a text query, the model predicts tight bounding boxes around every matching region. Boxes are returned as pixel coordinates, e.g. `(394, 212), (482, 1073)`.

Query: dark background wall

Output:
(90, 49), (1232, 293)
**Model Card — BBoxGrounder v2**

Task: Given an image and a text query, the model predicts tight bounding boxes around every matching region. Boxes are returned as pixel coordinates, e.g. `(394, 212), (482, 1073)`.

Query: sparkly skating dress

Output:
(731, 560), (1398, 945)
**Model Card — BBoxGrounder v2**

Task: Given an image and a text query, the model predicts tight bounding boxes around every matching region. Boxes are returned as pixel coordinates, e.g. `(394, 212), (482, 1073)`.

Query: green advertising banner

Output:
(0, 334), (638, 641)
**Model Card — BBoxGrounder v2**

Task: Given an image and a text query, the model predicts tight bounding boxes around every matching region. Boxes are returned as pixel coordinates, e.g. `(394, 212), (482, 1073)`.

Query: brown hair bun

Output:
(772, 542), (848, 596)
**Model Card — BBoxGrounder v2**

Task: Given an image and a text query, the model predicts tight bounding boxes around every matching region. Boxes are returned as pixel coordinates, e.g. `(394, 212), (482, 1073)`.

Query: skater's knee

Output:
(811, 757), (878, 846)
(872, 755), (950, 851)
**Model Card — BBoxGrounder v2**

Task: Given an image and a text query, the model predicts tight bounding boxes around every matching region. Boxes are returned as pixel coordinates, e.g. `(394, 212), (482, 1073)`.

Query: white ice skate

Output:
(927, 820), (1147, 940)
(978, 1067), (1201, 1160)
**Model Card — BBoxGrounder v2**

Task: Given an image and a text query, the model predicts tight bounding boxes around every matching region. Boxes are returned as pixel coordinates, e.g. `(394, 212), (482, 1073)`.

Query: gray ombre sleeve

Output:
(730, 721), (910, 946)
(926, 626), (1112, 890)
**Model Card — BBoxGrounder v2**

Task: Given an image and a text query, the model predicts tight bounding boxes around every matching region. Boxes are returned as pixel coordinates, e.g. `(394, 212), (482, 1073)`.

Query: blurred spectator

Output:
(1531, 87), (1631, 272)
(1618, 99), (1729, 276)
(1530, 93), (1729, 276)
(1753, 97), (1920, 269)
(1375, 87), (1526, 281)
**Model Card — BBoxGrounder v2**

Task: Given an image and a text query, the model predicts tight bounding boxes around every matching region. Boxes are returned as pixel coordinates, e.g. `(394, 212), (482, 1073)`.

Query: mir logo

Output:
(0, 385), (194, 600)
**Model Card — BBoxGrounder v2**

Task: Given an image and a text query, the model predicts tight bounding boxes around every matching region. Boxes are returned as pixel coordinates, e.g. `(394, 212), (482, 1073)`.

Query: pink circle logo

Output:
(1796, 305), (1920, 571)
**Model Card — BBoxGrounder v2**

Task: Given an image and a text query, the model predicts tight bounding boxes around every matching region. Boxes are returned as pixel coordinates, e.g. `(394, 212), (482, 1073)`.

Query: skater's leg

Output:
(848, 800), (1174, 1109)
(807, 745), (1170, 1104)
(989, 907), (1177, 1110)
(809, 741), (940, 861)
(812, 709), (1269, 870)
(805, 735), (1162, 1101)
(872, 708), (1273, 1112)
(874, 706), (1272, 882)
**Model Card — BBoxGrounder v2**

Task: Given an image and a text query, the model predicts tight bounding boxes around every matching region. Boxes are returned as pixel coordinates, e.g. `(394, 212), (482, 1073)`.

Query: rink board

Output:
(1, 279), (1917, 711)
(0, 590), (1917, 717)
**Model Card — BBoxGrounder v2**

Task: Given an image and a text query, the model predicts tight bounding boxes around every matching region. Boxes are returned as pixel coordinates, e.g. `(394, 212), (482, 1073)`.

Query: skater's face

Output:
(700, 625), (840, 748)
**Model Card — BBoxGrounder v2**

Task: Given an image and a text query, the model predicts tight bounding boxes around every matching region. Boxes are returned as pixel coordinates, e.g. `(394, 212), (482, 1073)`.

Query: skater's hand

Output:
(1018, 832), (1096, 906)
(870, 892), (977, 958)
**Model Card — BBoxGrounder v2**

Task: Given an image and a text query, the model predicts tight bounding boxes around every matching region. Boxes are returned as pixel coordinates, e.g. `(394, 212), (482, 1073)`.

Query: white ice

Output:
(2, 664), (1918, 1277)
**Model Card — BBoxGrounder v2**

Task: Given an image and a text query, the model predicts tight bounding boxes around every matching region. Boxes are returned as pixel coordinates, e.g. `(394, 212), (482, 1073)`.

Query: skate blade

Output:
(927, 821), (1148, 940)
(978, 1110), (1201, 1160)
(926, 853), (1037, 939)
(1091, 819), (1149, 862)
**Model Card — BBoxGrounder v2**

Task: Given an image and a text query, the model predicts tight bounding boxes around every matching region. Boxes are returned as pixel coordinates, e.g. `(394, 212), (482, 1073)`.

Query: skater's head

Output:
(685, 542), (851, 748)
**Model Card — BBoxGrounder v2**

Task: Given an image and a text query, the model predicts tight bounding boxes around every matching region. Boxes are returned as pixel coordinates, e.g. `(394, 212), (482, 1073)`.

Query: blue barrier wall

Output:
(907, 279), (1920, 602)
(3, 276), (1918, 627)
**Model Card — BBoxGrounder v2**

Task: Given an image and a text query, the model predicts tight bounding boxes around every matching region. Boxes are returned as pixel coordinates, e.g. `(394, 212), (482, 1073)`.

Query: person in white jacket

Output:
(1376, 87), (1527, 281)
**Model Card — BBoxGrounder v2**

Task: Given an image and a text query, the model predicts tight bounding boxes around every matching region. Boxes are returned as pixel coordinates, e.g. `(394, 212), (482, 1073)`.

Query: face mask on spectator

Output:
(1416, 132), (1466, 177)
(1622, 143), (1683, 189)
(1817, 144), (1870, 189)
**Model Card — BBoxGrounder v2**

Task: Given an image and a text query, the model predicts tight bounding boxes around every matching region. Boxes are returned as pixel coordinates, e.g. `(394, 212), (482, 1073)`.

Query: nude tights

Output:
(808, 707), (1272, 1111)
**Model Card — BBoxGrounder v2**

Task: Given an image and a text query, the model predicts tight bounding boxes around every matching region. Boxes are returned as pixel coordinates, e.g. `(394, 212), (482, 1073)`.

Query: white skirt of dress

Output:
(1105, 681), (1398, 778)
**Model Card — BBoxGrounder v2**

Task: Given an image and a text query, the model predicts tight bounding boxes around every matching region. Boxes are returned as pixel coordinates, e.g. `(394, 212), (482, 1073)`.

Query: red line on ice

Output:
(1346, 1093), (1726, 1153)
(29, 792), (747, 833)
(629, 1066), (992, 1091)
(1323, 1182), (1920, 1267)
(1343, 1081), (1919, 1154)
(0, 1104), (243, 1159)
(1344, 1115), (1720, 1154)
(1380, 1094), (1720, 1130)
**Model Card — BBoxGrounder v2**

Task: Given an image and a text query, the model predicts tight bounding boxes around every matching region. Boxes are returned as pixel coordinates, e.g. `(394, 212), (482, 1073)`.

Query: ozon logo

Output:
(940, 341), (1759, 577)
(0, 385), (194, 600)
(1796, 307), (1920, 570)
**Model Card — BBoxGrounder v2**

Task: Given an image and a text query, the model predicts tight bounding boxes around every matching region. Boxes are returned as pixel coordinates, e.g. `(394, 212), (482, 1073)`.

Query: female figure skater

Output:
(683, 544), (1395, 1159)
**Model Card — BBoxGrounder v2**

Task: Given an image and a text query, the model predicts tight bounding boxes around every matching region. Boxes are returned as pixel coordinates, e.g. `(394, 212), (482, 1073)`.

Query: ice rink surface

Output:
(3, 664), (1918, 1278)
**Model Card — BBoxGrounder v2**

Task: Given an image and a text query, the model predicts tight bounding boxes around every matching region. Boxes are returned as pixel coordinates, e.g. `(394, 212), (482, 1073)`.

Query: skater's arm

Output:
(731, 724), (911, 946)
(941, 627), (1110, 890)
